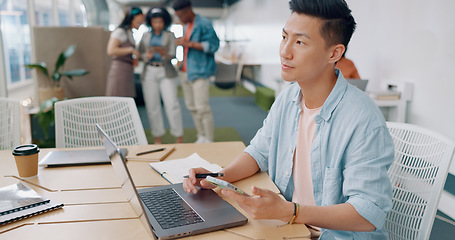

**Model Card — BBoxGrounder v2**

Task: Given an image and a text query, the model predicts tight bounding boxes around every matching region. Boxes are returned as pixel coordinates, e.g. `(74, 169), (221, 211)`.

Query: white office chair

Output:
(385, 122), (455, 240)
(54, 96), (147, 148)
(0, 97), (21, 150)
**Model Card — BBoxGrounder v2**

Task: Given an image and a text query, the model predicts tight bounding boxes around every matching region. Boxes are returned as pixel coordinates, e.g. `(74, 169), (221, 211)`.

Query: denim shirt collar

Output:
(291, 85), (301, 108)
(186, 14), (202, 31)
(317, 69), (348, 124)
(290, 69), (348, 124)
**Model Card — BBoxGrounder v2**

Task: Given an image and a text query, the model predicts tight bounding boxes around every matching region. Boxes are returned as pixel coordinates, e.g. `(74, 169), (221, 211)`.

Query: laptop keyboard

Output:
(139, 188), (204, 229)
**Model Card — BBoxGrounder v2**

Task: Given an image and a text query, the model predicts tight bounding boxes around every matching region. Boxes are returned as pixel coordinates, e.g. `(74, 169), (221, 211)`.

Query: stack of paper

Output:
(149, 153), (222, 184)
(369, 90), (401, 100)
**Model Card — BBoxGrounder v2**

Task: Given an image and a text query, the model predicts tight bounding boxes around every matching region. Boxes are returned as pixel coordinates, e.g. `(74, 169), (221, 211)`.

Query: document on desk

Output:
(149, 153), (222, 184)
(0, 182), (63, 226)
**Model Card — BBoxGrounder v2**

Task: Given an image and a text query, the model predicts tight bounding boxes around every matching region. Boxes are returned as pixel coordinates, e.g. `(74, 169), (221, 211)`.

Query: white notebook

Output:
(149, 153), (222, 184)
(0, 182), (63, 225)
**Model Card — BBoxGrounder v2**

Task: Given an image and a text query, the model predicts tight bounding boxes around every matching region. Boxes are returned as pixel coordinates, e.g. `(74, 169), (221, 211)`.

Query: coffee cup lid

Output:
(12, 144), (40, 156)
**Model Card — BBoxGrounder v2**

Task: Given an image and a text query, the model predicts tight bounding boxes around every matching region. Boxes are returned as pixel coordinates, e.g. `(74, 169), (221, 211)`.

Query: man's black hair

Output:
(173, 0), (192, 11)
(289, 0), (356, 49)
(146, 7), (173, 30)
(119, 6), (143, 29)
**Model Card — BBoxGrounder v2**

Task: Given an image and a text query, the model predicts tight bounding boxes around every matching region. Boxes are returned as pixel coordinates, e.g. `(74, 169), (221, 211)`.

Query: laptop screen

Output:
(95, 124), (156, 238)
(347, 79), (368, 91)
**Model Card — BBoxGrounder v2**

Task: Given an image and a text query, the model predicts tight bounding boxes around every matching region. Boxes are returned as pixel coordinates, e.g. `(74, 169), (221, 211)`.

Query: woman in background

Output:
(106, 7), (144, 97)
(138, 7), (183, 144)
(336, 52), (360, 79)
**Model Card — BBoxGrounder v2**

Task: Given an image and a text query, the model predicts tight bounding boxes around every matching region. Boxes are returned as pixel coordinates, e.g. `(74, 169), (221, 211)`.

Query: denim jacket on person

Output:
(184, 14), (220, 82)
(244, 70), (394, 239)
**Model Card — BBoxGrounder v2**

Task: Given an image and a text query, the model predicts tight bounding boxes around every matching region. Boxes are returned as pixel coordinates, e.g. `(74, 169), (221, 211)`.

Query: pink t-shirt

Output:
(292, 98), (321, 207)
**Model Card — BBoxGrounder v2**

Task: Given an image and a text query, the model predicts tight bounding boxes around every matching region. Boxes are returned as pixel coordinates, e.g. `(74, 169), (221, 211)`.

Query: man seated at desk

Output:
(183, 0), (394, 239)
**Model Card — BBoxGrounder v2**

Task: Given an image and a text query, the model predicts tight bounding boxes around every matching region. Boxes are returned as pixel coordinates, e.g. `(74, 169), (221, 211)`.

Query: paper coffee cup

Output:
(12, 144), (40, 178)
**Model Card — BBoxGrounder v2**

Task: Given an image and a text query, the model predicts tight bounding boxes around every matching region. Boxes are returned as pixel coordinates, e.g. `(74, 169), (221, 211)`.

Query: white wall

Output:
(347, 0), (455, 140)
(225, 0), (455, 141)
(215, 0), (290, 90)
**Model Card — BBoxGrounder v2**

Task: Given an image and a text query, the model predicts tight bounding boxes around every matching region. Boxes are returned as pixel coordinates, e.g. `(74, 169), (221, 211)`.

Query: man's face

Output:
(280, 12), (334, 83)
(175, 8), (192, 24)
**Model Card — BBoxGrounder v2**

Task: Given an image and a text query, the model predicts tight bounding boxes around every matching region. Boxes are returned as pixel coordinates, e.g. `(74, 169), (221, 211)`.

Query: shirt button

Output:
(285, 171), (290, 176)
(289, 148), (292, 153)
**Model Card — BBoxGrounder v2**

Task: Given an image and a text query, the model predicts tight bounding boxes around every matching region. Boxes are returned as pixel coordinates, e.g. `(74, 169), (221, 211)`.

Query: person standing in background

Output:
(106, 7), (144, 97)
(173, 0), (220, 143)
(138, 8), (184, 144)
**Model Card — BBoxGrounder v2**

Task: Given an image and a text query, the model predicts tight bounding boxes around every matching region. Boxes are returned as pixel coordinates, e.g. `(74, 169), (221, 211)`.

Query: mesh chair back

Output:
(385, 122), (455, 240)
(0, 97), (21, 150)
(214, 62), (241, 90)
(55, 97), (147, 148)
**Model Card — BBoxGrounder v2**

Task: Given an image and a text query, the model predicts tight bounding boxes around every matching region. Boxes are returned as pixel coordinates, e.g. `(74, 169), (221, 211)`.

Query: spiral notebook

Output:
(0, 182), (64, 225)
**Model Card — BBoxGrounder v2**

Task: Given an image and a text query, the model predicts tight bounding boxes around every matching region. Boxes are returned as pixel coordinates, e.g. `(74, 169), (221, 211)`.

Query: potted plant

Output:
(26, 44), (89, 147)
(25, 44), (89, 104)
(31, 97), (60, 147)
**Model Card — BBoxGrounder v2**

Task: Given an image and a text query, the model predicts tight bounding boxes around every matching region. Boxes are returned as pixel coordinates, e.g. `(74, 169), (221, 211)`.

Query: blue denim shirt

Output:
(184, 14), (220, 81)
(244, 70), (394, 239)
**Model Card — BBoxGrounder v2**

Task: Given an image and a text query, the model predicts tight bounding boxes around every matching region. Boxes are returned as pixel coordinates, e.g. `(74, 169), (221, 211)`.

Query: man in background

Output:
(173, 0), (220, 143)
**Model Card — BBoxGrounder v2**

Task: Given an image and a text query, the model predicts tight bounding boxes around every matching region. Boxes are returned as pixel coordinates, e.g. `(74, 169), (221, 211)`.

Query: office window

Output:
(73, 0), (87, 27)
(0, 0), (88, 91)
(57, 0), (70, 26)
(34, 0), (54, 26)
(0, 0), (31, 88)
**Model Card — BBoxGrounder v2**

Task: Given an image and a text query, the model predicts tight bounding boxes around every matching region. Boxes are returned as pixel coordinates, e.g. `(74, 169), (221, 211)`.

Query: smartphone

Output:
(205, 176), (250, 196)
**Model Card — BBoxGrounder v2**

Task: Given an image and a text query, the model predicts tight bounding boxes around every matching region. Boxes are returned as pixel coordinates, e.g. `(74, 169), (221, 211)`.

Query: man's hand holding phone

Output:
(182, 167), (217, 194)
(205, 176), (250, 196)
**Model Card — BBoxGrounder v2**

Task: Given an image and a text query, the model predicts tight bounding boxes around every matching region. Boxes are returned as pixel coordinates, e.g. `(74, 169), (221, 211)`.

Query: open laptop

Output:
(347, 79), (369, 91)
(95, 124), (247, 240)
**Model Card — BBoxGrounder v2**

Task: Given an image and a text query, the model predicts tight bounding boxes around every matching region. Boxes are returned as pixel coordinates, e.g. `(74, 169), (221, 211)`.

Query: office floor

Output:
(136, 85), (455, 239)
(137, 91), (267, 144)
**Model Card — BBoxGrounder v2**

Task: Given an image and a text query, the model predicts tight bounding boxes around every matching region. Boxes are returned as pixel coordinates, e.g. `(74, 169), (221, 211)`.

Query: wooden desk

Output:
(0, 142), (310, 239)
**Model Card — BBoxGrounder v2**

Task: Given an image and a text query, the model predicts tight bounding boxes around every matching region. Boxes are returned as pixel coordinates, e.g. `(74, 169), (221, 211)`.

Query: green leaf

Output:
(52, 72), (61, 82)
(24, 62), (49, 77)
(36, 97), (60, 139)
(64, 44), (76, 58)
(39, 97), (59, 113)
(54, 44), (77, 74)
(61, 69), (89, 78)
(36, 110), (53, 139)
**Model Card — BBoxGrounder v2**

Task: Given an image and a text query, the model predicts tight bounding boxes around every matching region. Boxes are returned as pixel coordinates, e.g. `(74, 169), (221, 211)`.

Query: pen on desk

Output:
(183, 173), (224, 178)
(136, 148), (165, 156)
